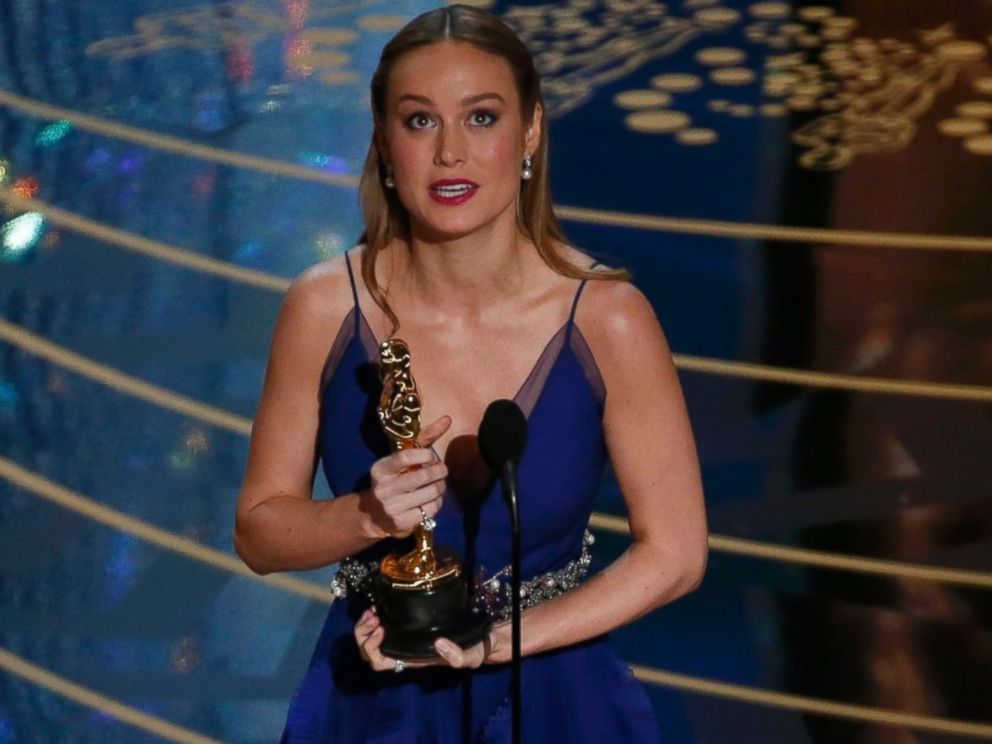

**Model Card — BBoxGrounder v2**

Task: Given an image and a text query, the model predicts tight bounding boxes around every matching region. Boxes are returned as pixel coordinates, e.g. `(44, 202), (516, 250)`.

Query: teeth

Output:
(433, 184), (473, 196)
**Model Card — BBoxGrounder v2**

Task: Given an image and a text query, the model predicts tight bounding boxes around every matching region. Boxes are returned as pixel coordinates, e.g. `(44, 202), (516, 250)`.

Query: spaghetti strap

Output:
(565, 261), (600, 341)
(344, 249), (361, 331)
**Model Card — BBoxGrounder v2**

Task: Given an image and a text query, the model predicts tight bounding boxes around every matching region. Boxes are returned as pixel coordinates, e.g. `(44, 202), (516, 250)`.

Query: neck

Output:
(394, 218), (535, 318)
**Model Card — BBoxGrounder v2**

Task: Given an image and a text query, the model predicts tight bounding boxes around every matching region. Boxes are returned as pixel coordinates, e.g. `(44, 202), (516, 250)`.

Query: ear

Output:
(524, 102), (542, 158)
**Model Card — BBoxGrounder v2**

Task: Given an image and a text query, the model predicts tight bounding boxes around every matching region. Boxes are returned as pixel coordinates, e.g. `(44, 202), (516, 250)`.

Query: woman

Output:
(234, 5), (707, 742)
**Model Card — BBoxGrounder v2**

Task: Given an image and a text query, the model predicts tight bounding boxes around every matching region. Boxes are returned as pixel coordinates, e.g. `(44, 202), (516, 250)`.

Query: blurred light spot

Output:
(613, 90), (672, 109)
(625, 110), (691, 133)
(300, 151), (349, 173)
(292, 50), (349, 68)
(46, 372), (66, 394)
(41, 230), (61, 249)
(105, 533), (138, 604)
(170, 450), (195, 470)
(226, 46), (255, 84)
(650, 73), (703, 92)
(316, 232), (345, 258)
(11, 176), (38, 199)
(964, 135), (992, 155)
(301, 27), (357, 45)
(2, 212), (45, 259)
(676, 128), (718, 145)
(320, 70), (358, 86)
(0, 380), (20, 410)
(35, 120), (73, 147)
(287, 37), (315, 77)
(193, 172), (217, 196)
(119, 151), (145, 174)
(85, 147), (111, 170)
(0, 715), (14, 744)
(235, 240), (263, 261)
(287, 0), (310, 24)
(358, 14), (409, 31)
(184, 428), (210, 455)
(261, 99), (282, 113)
(171, 636), (201, 673)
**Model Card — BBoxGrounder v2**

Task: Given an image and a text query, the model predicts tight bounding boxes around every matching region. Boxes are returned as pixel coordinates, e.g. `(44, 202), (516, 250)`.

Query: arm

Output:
(233, 263), (384, 574)
(234, 261), (451, 575)
(514, 279), (707, 657)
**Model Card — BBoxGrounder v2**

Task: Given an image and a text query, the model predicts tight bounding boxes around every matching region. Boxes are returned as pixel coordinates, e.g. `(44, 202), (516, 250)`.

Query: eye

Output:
(469, 109), (499, 127)
(404, 112), (435, 130)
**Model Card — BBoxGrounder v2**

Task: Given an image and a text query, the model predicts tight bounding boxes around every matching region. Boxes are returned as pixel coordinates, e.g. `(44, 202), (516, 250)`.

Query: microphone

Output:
(477, 399), (527, 744)
(478, 398), (528, 474)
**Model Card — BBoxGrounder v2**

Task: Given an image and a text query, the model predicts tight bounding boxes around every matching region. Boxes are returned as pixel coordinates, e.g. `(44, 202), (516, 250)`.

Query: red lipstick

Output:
(428, 178), (479, 205)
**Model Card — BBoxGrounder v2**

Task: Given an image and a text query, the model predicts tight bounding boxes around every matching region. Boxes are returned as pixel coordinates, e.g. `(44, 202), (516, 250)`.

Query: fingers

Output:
(418, 415), (452, 448)
(355, 610), (485, 671)
(433, 637), (485, 669)
(355, 610), (433, 672)
(365, 448), (448, 536)
(371, 446), (437, 479)
(354, 609), (379, 662)
(378, 461), (448, 499)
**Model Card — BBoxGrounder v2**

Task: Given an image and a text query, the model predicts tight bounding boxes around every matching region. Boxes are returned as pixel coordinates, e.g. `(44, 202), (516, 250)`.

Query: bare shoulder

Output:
(265, 253), (359, 379)
(580, 278), (663, 338)
(280, 253), (355, 331)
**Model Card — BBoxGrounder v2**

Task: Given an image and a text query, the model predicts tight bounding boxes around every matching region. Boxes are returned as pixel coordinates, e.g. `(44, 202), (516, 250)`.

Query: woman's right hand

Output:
(360, 416), (451, 538)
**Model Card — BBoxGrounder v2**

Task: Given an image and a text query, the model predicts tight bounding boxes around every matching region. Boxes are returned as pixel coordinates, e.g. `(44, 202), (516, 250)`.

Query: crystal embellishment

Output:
(474, 529), (595, 621)
(331, 527), (596, 621)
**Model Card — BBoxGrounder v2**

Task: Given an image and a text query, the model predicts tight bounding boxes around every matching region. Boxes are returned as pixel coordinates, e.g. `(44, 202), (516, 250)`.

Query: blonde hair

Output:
(357, 4), (628, 332)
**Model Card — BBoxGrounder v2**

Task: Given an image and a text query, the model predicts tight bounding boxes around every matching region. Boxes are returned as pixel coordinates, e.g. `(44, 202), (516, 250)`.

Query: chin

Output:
(413, 213), (497, 241)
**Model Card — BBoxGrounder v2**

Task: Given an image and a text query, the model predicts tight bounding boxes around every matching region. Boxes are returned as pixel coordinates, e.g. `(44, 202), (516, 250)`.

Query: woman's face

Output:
(379, 41), (541, 241)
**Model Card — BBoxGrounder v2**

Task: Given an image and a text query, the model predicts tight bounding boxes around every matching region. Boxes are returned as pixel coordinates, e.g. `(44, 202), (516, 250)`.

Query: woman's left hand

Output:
(355, 608), (510, 670)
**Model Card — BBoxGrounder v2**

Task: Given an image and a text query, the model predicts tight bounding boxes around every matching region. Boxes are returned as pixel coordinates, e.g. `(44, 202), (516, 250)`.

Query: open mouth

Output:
(428, 181), (479, 204)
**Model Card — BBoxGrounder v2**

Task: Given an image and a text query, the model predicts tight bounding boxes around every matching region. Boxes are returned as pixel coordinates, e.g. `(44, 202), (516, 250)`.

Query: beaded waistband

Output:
(330, 530), (595, 621)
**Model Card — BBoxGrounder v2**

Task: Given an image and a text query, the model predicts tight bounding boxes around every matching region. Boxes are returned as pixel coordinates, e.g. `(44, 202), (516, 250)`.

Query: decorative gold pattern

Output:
(504, 0), (992, 169)
(83, 0), (992, 169)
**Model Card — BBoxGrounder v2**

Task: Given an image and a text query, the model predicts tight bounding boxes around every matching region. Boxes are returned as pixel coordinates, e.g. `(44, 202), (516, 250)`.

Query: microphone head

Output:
(478, 399), (528, 469)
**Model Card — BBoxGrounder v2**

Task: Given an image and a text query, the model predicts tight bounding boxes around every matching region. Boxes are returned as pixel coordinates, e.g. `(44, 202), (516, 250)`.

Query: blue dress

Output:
(281, 251), (660, 743)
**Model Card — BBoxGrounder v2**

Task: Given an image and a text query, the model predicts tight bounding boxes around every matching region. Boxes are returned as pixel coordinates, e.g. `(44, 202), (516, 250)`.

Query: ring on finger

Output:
(393, 658), (405, 673)
(418, 505), (436, 532)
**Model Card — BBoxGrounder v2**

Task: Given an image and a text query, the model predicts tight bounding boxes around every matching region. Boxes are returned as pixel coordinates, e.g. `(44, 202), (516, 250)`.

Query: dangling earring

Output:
(521, 155), (533, 181)
(384, 165), (395, 189)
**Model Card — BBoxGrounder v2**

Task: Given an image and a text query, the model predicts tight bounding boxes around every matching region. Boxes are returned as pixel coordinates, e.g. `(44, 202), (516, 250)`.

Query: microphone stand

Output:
(500, 459), (522, 744)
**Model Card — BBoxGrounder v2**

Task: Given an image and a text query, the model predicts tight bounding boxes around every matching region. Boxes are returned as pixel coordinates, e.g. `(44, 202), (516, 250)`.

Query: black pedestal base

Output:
(375, 572), (491, 659)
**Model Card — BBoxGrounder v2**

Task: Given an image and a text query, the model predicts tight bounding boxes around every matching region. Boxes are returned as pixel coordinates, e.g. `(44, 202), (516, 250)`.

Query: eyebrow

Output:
(397, 92), (506, 106)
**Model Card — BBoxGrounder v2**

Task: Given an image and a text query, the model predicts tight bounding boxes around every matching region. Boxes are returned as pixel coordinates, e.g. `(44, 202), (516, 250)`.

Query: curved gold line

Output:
(0, 648), (227, 744)
(6, 458), (992, 740)
(6, 318), (992, 590)
(2, 89), (992, 250)
(589, 513), (992, 589)
(3, 189), (991, 403)
(674, 353), (992, 403)
(0, 318), (253, 435)
(0, 90), (359, 189)
(0, 456), (331, 603)
(630, 665), (992, 738)
(0, 188), (291, 292)
(555, 205), (992, 252)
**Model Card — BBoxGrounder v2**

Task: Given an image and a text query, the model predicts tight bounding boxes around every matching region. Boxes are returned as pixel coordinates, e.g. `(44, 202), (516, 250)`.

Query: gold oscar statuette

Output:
(373, 339), (490, 658)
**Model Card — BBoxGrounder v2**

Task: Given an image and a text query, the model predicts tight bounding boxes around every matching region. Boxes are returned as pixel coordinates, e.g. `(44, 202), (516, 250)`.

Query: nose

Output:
(434, 123), (466, 167)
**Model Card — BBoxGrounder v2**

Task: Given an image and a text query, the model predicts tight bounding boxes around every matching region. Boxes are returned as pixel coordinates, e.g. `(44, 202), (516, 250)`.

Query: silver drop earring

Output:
(521, 155), (533, 181)
(384, 165), (395, 189)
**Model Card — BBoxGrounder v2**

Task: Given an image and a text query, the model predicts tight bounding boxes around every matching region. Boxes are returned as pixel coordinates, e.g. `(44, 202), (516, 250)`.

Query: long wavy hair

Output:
(357, 4), (628, 332)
